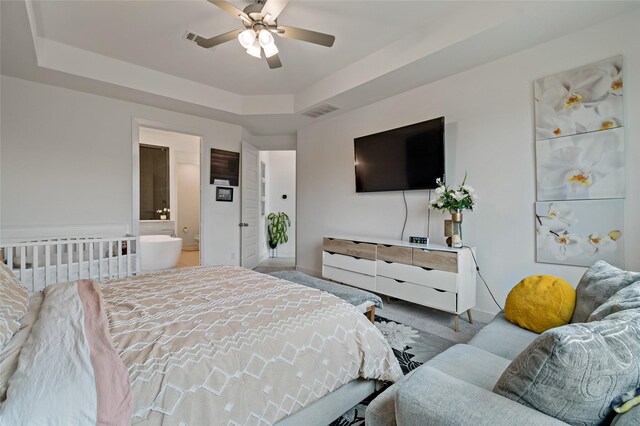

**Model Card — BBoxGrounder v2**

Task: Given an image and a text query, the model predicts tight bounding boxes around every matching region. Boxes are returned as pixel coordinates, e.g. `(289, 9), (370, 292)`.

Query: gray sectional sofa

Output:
(366, 283), (640, 426)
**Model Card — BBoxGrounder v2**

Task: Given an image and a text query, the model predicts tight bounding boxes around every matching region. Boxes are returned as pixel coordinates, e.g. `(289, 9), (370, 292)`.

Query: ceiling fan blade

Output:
(277, 25), (335, 47)
(265, 51), (283, 69)
(207, 1), (251, 22)
(194, 29), (242, 48)
(260, 0), (289, 23)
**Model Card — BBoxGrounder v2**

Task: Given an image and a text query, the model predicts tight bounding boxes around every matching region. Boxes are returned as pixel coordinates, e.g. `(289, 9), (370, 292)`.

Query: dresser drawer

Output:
(377, 244), (412, 264)
(323, 238), (376, 260)
(323, 266), (376, 292)
(412, 248), (458, 273)
(323, 251), (376, 276)
(376, 260), (458, 292)
(376, 276), (457, 313)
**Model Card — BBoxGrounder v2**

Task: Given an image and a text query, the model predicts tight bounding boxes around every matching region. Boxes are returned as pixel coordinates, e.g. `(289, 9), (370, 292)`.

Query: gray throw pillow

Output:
(494, 310), (640, 425)
(588, 281), (640, 322)
(571, 261), (640, 323)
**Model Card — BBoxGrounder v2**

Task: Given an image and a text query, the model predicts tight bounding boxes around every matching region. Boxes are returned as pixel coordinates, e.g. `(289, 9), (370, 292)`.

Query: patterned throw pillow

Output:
(589, 281), (640, 322)
(494, 310), (640, 425)
(571, 261), (640, 323)
(0, 262), (30, 350)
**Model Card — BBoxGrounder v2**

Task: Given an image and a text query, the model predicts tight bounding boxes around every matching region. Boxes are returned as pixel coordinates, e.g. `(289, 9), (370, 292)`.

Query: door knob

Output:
(238, 223), (249, 227)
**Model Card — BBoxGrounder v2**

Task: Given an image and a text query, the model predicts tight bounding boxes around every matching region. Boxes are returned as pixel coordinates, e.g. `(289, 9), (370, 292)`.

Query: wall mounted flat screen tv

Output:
(354, 116), (445, 192)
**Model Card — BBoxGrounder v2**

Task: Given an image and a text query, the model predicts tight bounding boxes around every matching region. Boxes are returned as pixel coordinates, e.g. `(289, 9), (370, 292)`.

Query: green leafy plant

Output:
(267, 212), (291, 249)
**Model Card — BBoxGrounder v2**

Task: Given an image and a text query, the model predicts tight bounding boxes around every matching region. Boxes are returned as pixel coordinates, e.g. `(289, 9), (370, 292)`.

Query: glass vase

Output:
(450, 209), (463, 248)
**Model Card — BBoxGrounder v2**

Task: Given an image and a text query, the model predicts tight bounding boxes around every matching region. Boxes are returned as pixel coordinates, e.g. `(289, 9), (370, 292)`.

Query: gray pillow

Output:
(571, 261), (640, 323)
(494, 310), (640, 425)
(588, 281), (640, 322)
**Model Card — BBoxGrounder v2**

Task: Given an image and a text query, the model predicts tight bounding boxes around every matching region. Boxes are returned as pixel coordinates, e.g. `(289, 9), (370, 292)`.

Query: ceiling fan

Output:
(186, 0), (335, 69)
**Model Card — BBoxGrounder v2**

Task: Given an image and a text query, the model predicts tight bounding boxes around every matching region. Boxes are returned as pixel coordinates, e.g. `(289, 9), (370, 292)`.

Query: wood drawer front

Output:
(323, 265), (376, 292)
(376, 276), (457, 313)
(376, 260), (458, 292)
(412, 249), (458, 273)
(323, 238), (376, 260)
(377, 244), (412, 264)
(323, 251), (376, 276)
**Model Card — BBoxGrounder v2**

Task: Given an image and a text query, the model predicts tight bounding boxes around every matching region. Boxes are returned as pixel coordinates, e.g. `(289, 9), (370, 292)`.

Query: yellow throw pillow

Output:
(505, 275), (576, 333)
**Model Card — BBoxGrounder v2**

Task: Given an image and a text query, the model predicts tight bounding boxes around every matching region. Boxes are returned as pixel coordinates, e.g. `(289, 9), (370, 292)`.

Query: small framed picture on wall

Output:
(216, 186), (233, 202)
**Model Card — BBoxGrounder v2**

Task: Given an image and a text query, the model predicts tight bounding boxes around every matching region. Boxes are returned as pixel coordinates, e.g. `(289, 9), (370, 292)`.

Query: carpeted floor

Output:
(328, 314), (456, 426)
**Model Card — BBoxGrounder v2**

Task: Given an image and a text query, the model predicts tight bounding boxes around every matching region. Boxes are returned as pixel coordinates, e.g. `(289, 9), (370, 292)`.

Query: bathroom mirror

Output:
(140, 144), (170, 220)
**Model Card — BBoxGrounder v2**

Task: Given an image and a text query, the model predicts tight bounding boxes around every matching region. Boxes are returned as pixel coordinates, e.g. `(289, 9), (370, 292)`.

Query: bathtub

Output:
(140, 235), (182, 272)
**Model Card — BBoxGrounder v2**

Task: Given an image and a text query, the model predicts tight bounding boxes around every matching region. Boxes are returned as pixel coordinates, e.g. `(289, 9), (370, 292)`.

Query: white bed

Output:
(0, 265), (401, 425)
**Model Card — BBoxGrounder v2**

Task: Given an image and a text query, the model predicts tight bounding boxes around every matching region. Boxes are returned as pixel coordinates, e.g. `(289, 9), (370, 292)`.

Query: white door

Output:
(241, 141), (260, 269)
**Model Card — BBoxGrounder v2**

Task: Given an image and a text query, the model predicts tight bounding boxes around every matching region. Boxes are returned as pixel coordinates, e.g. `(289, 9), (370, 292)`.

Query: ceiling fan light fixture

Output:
(238, 29), (257, 49)
(263, 42), (279, 58)
(258, 29), (274, 48)
(246, 40), (262, 58)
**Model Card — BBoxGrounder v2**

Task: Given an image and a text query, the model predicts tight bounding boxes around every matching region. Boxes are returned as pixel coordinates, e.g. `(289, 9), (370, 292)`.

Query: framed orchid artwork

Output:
(536, 200), (624, 268)
(536, 127), (625, 201)
(534, 56), (623, 141)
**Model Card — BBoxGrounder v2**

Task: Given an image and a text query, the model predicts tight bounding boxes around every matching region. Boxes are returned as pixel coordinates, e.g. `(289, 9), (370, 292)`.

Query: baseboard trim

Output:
(295, 265), (322, 278)
(470, 307), (499, 323)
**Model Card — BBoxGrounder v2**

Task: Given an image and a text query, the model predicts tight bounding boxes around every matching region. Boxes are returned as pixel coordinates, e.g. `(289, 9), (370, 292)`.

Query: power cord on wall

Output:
(462, 245), (503, 311)
(400, 190), (408, 240)
(426, 189), (431, 241)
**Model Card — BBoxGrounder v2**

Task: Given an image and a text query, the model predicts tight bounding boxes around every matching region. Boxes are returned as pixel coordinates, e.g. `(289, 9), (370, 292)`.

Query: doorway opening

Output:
(255, 150), (296, 272)
(139, 127), (201, 268)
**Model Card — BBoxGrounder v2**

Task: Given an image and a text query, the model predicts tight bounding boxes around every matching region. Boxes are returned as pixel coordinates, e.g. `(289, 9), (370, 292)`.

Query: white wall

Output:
(258, 150), (297, 260)
(0, 75), (242, 265)
(139, 127), (200, 247)
(296, 10), (640, 318)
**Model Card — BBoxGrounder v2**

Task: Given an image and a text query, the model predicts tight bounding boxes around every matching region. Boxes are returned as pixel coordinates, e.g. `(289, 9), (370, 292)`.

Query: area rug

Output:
(328, 315), (455, 426)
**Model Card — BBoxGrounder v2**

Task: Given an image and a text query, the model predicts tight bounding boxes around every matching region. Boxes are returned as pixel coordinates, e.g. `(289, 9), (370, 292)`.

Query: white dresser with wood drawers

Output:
(322, 236), (476, 331)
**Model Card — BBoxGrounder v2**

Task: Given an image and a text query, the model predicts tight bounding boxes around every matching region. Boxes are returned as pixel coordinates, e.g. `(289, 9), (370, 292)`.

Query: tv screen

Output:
(354, 117), (445, 192)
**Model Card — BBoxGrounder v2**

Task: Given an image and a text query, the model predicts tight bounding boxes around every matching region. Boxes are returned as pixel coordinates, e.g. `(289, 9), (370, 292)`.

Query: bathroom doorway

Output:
(139, 127), (201, 268)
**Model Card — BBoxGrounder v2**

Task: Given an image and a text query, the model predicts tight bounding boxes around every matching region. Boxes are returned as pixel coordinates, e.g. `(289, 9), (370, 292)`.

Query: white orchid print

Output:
(536, 127), (624, 201)
(536, 201), (624, 267)
(536, 203), (576, 233)
(586, 233), (617, 254)
(535, 56), (623, 140)
(537, 226), (588, 261)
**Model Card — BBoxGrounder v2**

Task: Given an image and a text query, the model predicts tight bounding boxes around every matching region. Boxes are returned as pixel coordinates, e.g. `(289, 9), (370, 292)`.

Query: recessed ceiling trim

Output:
(294, 3), (519, 113)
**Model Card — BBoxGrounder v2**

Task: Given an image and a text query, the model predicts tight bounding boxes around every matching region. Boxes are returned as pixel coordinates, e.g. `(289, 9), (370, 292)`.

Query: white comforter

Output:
(1, 266), (402, 425)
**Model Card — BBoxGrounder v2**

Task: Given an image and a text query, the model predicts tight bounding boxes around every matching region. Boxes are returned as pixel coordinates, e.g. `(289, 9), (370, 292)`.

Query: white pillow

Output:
(0, 263), (29, 350)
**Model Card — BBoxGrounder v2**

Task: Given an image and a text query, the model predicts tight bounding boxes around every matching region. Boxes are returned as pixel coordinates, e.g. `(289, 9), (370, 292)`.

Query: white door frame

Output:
(131, 118), (204, 264)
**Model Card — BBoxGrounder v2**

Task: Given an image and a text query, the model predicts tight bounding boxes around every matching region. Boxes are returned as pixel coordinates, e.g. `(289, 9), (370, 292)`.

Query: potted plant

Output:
(267, 212), (291, 249)
(156, 207), (170, 220)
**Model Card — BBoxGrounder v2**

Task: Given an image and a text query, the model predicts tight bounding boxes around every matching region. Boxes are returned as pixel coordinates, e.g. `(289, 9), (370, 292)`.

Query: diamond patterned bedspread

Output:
(101, 266), (402, 425)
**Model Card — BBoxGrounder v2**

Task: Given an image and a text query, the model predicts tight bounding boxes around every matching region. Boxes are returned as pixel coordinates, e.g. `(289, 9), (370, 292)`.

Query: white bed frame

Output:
(1, 225), (139, 291)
